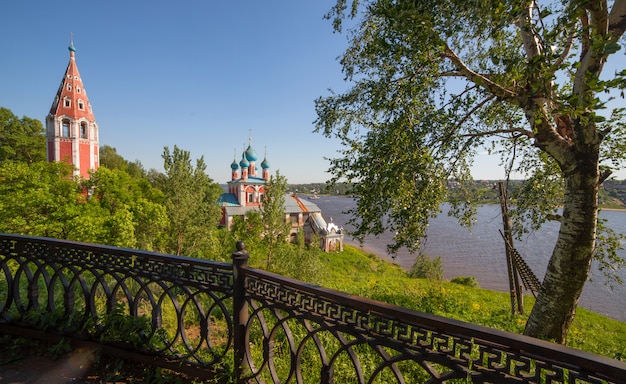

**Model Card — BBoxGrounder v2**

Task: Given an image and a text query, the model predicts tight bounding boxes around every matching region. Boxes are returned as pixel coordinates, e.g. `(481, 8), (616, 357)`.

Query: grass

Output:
(318, 245), (626, 361)
(2, 243), (624, 383)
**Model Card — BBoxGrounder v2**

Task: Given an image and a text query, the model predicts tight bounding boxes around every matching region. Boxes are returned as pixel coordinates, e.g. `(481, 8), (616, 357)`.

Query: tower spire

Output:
(69, 32), (76, 55)
(46, 39), (99, 179)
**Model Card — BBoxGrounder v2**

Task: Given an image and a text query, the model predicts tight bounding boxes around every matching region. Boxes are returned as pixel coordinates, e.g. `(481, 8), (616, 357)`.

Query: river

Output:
(313, 195), (626, 322)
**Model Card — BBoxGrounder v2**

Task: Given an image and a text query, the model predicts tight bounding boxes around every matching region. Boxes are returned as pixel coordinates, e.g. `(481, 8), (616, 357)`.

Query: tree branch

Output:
(608, 0), (626, 40)
(574, 1), (610, 94)
(554, 30), (575, 68)
(443, 45), (518, 101)
(516, 1), (543, 60)
(460, 127), (534, 139)
(599, 168), (613, 185)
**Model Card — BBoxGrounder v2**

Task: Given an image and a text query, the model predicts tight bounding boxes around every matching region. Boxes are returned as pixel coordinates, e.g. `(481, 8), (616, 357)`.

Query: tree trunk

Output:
(524, 156), (599, 343)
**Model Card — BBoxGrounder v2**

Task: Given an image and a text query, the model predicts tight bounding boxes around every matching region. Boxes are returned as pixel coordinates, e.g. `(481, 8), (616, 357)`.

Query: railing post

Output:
(231, 240), (249, 383)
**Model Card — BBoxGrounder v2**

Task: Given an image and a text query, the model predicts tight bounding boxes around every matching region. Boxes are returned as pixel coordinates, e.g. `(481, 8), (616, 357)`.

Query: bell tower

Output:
(46, 39), (99, 178)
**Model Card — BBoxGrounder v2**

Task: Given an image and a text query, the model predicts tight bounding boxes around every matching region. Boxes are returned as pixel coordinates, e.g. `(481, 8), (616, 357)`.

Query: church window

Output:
(64, 97), (71, 108)
(62, 120), (70, 137)
(80, 122), (88, 139)
(248, 193), (254, 203)
(77, 86), (81, 93)
(78, 100), (84, 110)
(66, 84), (71, 91)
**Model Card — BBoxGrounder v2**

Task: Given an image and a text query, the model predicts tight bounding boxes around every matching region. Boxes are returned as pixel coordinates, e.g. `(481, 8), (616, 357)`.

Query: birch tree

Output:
(316, 0), (626, 342)
(160, 146), (223, 256)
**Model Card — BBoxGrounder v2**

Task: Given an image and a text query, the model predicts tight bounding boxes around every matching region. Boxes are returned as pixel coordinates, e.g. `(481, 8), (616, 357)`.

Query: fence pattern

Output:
(0, 234), (234, 378)
(237, 260), (626, 383)
(1, 234), (626, 383)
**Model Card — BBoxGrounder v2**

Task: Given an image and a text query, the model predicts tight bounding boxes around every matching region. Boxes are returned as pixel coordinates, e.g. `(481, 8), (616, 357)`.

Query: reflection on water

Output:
(314, 195), (626, 322)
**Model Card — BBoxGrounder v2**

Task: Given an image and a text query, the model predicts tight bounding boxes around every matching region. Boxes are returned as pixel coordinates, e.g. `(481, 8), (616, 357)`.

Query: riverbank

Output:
(316, 196), (626, 322)
(319, 246), (626, 359)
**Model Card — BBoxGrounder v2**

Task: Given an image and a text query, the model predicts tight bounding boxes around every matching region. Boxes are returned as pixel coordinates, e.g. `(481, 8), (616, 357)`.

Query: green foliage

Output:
(318, 0), (626, 341)
(408, 254), (443, 281)
(0, 161), (85, 238)
(318, 246), (626, 359)
(268, 231), (325, 284)
(450, 276), (480, 288)
(0, 334), (41, 365)
(99, 145), (146, 178)
(86, 166), (168, 250)
(0, 107), (46, 164)
(259, 171), (291, 269)
(48, 338), (72, 360)
(159, 145), (223, 256)
(96, 303), (152, 348)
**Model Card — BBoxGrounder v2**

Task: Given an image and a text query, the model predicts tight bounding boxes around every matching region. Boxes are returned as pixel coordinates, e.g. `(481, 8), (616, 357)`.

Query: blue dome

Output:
(261, 157), (270, 169)
(245, 145), (258, 162)
(231, 159), (239, 170)
(239, 154), (249, 168)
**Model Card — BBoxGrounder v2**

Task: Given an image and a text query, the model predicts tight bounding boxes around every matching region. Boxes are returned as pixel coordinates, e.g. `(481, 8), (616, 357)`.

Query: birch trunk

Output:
(524, 153), (599, 343)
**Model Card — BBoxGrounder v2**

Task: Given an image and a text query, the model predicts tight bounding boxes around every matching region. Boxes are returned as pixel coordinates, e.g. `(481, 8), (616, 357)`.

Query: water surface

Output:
(314, 196), (626, 322)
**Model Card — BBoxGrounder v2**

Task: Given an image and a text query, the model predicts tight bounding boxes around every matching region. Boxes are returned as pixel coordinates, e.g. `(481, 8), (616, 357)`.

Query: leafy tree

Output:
(86, 167), (168, 250)
(0, 161), (85, 238)
(99, 145), (146, 179)
(276, 229), (324, 284)
(0, 107), (46, 164)
(317, 0), (626, 342)
(160, 146), (223, 256)
(259, 171), (291, 269)
(229, 210), (264, 258)
(0, 160), (168, 250)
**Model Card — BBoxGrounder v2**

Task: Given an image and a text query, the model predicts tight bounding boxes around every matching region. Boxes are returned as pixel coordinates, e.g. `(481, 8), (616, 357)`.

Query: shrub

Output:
(451, 276), (480, 288)
(408, 254), (443, 281)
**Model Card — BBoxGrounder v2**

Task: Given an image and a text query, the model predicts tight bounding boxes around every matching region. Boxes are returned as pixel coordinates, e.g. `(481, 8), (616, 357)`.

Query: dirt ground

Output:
(0, 346), (101, 383)
(0, 335), (209, 383)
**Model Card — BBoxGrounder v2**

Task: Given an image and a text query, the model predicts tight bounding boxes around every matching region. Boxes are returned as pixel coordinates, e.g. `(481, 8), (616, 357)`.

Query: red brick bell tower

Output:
(46, 39), (99, 179)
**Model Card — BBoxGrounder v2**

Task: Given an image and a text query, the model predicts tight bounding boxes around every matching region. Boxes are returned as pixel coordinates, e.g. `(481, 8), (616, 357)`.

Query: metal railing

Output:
(0, 233), (234, 380)
(1, 233), (625, 383)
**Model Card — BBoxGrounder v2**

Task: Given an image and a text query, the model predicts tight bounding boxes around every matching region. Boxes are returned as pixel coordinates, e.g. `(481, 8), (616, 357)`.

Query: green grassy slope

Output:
(317, 245), (626, 361)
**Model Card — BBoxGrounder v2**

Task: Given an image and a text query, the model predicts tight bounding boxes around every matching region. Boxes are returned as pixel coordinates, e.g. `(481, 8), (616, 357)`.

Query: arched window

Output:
(62, 119), (70, 137)
(80, 122), (88, 139)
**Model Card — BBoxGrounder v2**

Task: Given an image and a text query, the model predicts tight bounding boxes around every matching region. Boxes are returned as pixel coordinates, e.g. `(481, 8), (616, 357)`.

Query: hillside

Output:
(318, 245), (626, 361)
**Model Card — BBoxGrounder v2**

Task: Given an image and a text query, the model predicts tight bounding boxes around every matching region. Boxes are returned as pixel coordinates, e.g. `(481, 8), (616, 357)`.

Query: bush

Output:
(408, 254), (443, 281)
(451, 276), (480, 288)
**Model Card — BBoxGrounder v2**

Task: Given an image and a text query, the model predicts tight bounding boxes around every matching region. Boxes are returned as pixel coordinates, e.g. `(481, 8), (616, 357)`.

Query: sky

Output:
(1, 1), (623, 183)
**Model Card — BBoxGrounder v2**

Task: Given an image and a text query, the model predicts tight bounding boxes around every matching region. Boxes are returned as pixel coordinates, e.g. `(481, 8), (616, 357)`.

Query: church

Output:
(219, 139), (344, 252)
(46, 41), (99, 179)
(46, 41), (342, 252)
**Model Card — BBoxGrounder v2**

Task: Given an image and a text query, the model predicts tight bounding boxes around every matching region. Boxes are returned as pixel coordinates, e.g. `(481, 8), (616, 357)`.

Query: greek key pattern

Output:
(1, 234), (625, 383)
(242, 272), (624, 383)
(0, 234), (234, 371)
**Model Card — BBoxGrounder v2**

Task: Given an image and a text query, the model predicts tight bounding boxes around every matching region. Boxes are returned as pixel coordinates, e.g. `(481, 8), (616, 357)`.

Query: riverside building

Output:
(219, 138), (343, 252)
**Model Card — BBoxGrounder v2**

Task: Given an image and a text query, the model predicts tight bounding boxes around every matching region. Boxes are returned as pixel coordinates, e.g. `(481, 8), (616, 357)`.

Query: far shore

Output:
(302, 193), (626, 212)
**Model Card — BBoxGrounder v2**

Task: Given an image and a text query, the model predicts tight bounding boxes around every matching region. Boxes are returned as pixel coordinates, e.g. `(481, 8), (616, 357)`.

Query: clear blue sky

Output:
(2, 1), (622, 183)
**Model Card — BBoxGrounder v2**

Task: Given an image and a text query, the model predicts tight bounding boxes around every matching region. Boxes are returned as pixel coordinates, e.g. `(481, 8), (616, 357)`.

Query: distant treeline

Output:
(288, 179), (626, 208)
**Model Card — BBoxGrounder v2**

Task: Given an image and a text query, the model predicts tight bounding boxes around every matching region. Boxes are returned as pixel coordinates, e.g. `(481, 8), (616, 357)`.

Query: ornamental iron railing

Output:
(0, 233), (234, 380)
(1, 233), (626, 383)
